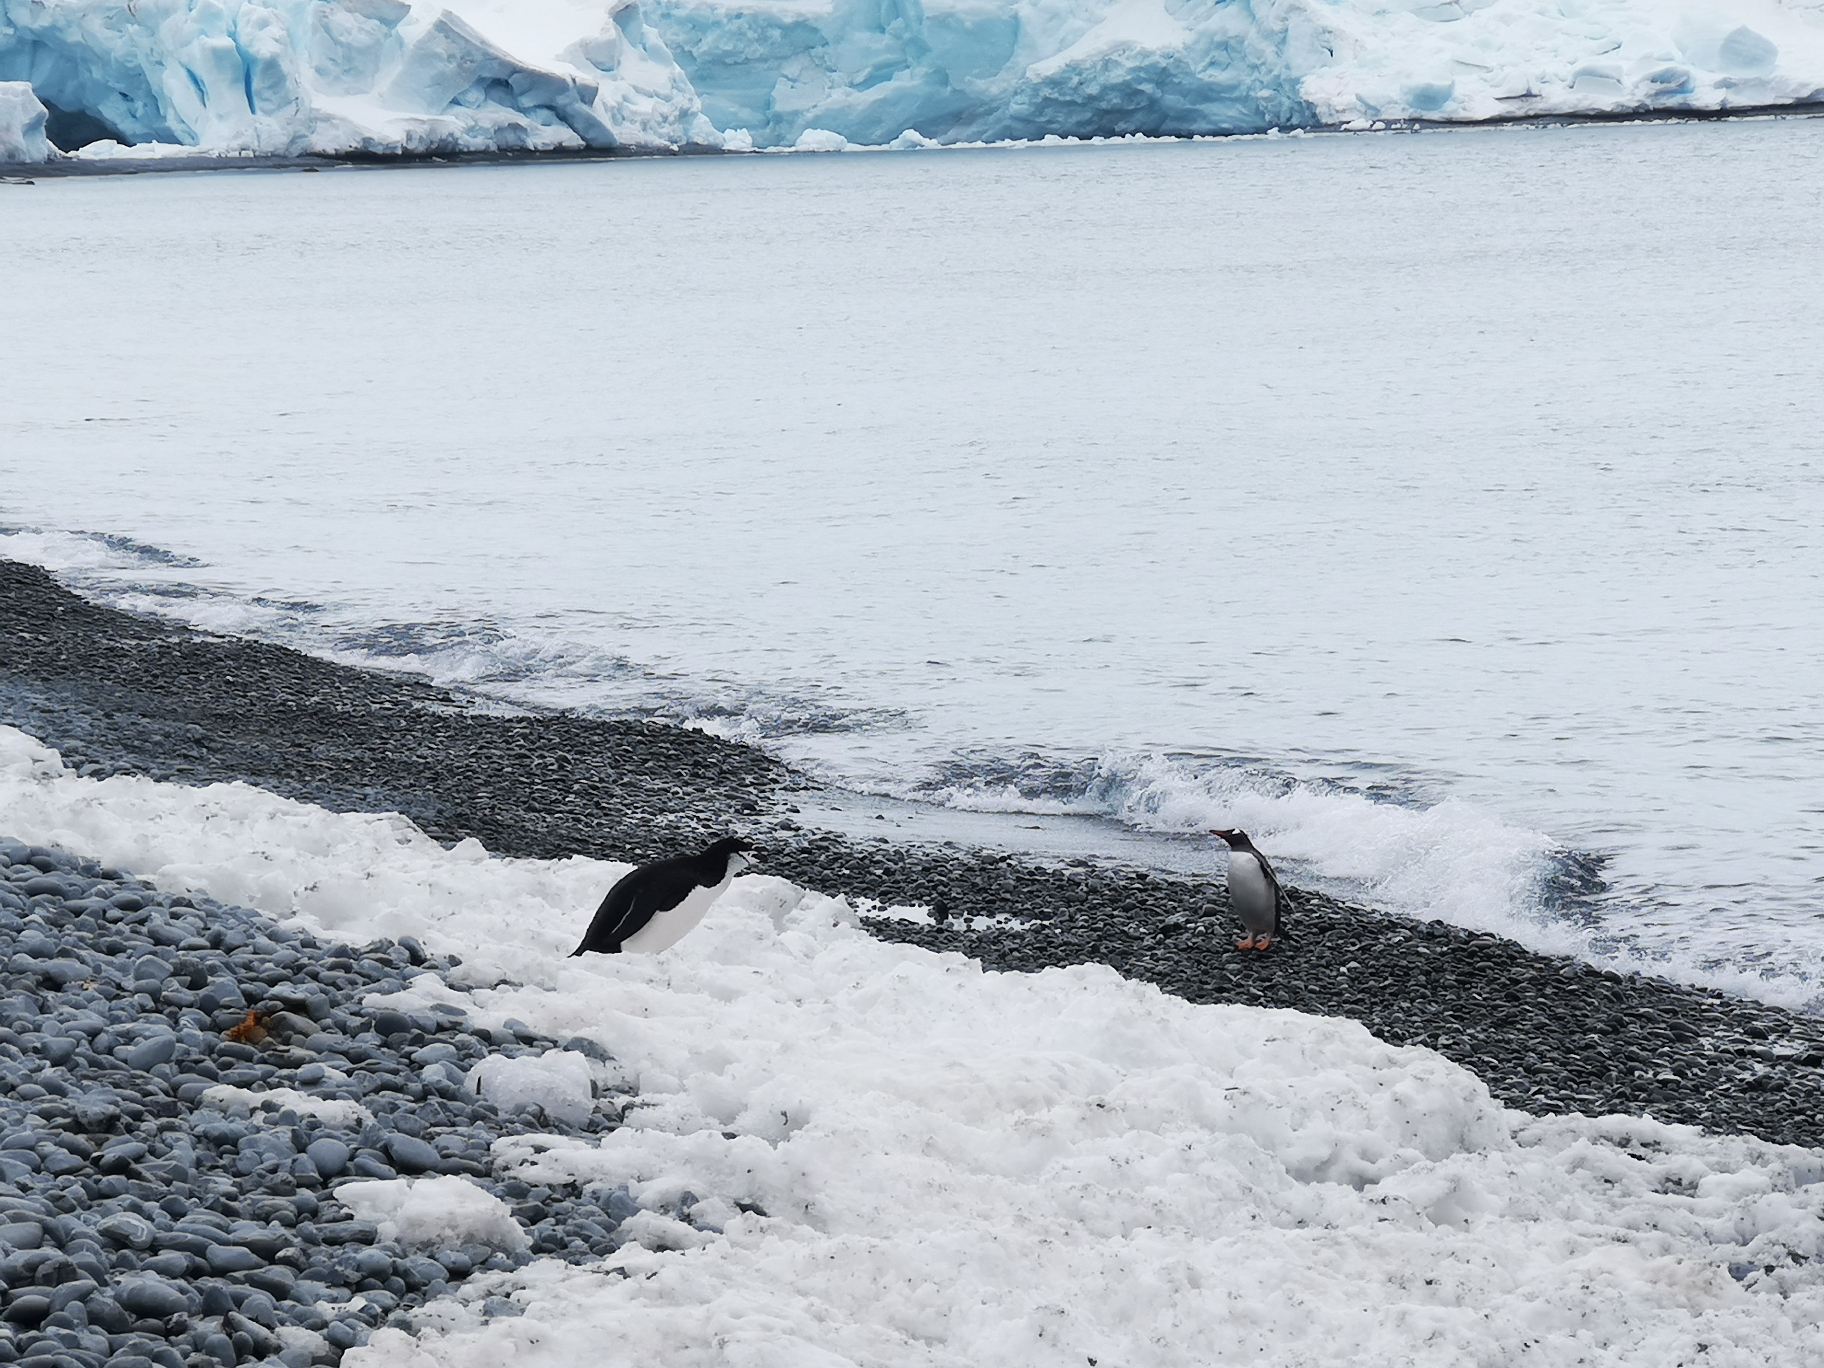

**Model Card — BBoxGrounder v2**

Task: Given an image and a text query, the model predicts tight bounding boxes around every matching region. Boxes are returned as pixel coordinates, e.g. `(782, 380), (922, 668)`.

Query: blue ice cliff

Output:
(2, 0), (1822, 161)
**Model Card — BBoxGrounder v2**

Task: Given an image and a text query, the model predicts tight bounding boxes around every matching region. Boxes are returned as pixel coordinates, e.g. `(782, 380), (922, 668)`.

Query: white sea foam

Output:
(932, 750), (1565, 940)
(1, 726), (1822, 1364)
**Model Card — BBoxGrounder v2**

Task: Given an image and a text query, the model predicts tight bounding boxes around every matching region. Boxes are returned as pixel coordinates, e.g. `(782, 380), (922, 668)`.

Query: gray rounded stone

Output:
(382, 1135), (440, 1174)
(400, 1256), (446, 1288)
(304, 1139), (348, 1178)
(0, 1223), (43, 1250)
(1, 1292), (50, 1324)
(323, 1320), (362, 1351)
(114, 1277), (188, 1319)
(126, 1032), (176, 1071)
(97, 1214), (156, 1250)
(205, 1245), (264, 1274)
(237, 1290), (279, 1328)
(82, 1291), (131, 1333)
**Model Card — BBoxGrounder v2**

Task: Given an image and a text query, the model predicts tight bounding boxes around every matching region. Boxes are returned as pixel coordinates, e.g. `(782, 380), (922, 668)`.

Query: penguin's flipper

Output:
(1257, 852), (1290, 945)
(571, 872), (642, 956)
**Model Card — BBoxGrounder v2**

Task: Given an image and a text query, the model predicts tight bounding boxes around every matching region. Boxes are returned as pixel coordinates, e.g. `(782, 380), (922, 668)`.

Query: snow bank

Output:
(464, 1050), (596, 1127)
(2, 0), (1822, 158)
(2, 724), (1822, 1364)
(202, 1082), (374, 1127)
(338, 1175), (532, 1251)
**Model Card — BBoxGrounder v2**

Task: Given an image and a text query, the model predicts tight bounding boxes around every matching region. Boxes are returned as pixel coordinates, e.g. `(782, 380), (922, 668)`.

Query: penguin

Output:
(1210, 828), (1287, 951)
(570, 836), (756, 956)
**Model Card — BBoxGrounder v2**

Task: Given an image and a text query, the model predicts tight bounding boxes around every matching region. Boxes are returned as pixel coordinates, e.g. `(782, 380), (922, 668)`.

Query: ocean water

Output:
(3, 118), (1823, 1007)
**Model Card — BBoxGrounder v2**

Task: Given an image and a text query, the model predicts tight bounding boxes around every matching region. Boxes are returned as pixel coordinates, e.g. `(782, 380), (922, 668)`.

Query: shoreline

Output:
(4, 102), (1822, 181)
(3, 558), (1822, 1148)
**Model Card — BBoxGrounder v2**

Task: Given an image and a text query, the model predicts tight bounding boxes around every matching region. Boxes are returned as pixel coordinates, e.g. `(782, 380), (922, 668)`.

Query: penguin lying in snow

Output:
(1210, 828), (1287, 951)
(570, 836), (756, 956)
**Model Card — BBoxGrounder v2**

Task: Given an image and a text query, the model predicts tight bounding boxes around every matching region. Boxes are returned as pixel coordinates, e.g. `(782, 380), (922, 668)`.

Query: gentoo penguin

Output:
(1210, 828), (1286, 951)
(570, 836), (756, 956)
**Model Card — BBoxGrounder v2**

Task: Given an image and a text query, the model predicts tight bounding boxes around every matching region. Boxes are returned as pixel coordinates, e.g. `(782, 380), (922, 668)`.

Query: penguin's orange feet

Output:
(1235, 935), (1257, 950)
(1253, 936), (1275, 952)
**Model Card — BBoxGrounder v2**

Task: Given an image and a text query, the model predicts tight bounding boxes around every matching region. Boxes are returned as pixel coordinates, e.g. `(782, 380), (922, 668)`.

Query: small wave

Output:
(323, 624), (909, 739)
(0, 523), (204, 572)
(916, 747), (1820, 1009)
(926, 748), (1585, 947)
(1, 526), (910, 742)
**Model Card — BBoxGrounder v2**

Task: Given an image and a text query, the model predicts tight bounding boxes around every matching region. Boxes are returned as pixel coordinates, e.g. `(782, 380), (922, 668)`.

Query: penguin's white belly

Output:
(622, 870), (735, 954)
(1226, 855), (1277, 932)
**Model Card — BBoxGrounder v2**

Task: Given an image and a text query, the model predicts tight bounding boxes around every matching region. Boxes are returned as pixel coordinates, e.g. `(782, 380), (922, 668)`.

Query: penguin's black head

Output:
(1210, 828), (1250, 850)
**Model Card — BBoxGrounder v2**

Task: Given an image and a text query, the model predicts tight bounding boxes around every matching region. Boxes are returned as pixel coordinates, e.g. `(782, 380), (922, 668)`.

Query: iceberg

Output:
(0, 0), (717, 157)
(1, 0), (1822, 159)
(0, 78), (47, 161)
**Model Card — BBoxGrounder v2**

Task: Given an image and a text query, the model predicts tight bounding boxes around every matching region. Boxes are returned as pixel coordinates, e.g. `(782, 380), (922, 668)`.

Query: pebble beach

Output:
(2, 556), (1824, 1368)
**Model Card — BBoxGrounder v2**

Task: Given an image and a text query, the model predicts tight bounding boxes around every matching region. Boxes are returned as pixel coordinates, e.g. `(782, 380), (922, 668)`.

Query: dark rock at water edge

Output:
(0, 840), (691, 1368)
(3, 557), (1823, 1151)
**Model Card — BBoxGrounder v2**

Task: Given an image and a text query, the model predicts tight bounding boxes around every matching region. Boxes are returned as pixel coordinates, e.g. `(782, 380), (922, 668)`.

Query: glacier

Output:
(1, 0), (1823, 160)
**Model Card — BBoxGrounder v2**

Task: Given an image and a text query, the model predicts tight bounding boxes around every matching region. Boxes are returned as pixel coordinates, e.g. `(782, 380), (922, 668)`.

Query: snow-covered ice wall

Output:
(0, 0), (716, 158)
(664, 0), (1824, 145)
(2, 0), (1823, 158)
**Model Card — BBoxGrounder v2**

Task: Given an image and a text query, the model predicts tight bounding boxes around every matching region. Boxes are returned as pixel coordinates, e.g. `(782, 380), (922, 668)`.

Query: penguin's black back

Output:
(570, 837), (748, 956)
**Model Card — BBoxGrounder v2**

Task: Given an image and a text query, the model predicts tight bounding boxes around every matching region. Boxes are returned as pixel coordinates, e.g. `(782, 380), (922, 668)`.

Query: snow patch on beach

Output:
(338, 1176), (531, 1252)
(462, 1051), (596, 1128)
(2, 724), (1823, 1363)
(201, 1083), (373, 1128)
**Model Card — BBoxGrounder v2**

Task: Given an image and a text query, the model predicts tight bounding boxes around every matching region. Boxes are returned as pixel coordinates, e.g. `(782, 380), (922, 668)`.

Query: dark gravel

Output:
(4, 556), (1823, 1155)
(0, 838), (696, 1368)
(0, 561), (781, 865)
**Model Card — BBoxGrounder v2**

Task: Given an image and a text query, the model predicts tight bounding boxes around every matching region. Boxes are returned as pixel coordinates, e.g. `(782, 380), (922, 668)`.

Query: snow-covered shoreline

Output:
(4, 560), (1824, 1359)
(3, 744), (1823, 1365)
(5, 556), (1824, 1151)
(4, 0), (1824, 165)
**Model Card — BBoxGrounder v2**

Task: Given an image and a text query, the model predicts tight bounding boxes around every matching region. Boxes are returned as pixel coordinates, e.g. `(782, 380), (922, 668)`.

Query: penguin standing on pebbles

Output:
(1210, 829), (1286, 951)
(571, 836), (756, 956)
